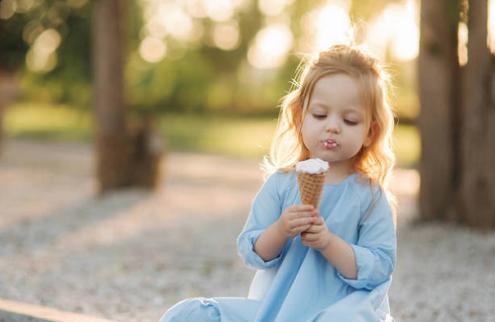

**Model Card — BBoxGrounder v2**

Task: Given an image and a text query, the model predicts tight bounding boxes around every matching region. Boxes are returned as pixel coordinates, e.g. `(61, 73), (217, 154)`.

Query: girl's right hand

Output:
(276, 205), (318, 238)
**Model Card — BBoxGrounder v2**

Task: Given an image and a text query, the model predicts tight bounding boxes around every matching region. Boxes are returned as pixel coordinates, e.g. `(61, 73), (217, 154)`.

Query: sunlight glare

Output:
(258, 0), (295, 17)
(300, 1), (353, 54)
(139, 36), (167, 63)
(141, 0), (198, 42)
(458, 22), (468, 66)
(14, 0), (40, 12)
(202, 0), (236, 22)
(489, 0), (495, 53)
(213, 21), (240, 50)
(145, 17), (168, 39)
(26, 28), (61, 72)
(248, 23), (293, 69)
(158, 2), (194, 41)
(183, 0), (207, 18)
(26, 50), (57, 73)
(365, 0), (419, 61)
(0, 0), (16, 20)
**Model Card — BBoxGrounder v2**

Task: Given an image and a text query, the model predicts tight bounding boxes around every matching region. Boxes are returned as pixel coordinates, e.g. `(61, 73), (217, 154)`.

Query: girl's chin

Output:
(310, 157), (340, 164)
(310, 152), (341, 163)
(311, 156), (352, 167)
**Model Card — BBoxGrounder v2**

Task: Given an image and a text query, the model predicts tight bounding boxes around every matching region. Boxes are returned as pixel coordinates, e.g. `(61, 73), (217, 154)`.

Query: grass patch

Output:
(4, 102), (419, 166)
(157, 115), (276, 158)
(5, 102), (93, 142)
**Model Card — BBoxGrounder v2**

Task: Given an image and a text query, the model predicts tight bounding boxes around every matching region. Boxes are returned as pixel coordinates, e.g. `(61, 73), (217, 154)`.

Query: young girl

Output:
(159, 44), (397, 322)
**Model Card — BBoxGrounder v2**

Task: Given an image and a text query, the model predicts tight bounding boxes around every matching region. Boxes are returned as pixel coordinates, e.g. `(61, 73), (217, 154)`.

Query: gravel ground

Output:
(0, 140), (493, 322)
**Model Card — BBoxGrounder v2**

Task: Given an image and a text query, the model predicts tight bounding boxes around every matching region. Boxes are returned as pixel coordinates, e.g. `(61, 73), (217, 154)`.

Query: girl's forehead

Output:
(309, 74), (364, 111)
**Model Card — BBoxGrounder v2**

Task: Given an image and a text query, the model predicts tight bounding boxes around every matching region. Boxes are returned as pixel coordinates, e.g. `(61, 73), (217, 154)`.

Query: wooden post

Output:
(459, 0), (495, 227)
(418, 0), (460, 220)
(92, 0), (163, 192)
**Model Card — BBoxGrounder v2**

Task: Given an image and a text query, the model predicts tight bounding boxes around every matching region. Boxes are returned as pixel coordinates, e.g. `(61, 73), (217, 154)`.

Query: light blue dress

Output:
(160, 171), (397, 322)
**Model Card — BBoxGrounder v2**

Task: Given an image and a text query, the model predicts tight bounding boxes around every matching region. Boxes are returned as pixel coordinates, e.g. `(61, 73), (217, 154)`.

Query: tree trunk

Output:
(418, 0), (460, 220)
(419, 0), (495, 228)
(93, 0), (129, 192)
(458, 0), (495, 227)
(0, 90), (3, 155)
(93, 0), (163, 193)
(0, 76), (4, 154)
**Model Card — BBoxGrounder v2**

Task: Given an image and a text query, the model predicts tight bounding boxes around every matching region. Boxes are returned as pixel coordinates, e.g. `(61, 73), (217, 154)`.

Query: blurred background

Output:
(0, 0), (494, 322)
(0, 0), (421, 165)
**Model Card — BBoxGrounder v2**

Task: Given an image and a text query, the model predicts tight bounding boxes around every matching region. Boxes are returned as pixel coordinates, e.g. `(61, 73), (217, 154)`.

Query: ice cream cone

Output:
(297, 172), (326, 208)
(295, 158), (329, 208)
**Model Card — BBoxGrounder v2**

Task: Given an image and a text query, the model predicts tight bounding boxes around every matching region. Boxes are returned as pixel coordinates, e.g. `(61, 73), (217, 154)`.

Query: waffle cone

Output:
(297, 172), (326, 208)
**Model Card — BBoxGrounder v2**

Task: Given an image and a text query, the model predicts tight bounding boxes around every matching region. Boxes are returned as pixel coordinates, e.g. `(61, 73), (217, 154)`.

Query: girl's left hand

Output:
(301, 215), (333, 251)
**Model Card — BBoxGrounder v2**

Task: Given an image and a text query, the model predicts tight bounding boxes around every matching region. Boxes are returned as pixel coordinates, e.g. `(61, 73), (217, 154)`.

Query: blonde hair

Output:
(261, 44), (396, 192)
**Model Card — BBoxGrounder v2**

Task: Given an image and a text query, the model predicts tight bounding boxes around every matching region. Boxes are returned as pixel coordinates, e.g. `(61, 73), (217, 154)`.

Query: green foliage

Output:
(0, 14), (28, 71)
(1, 0), (419, 123)
(1, 0), (92, 106)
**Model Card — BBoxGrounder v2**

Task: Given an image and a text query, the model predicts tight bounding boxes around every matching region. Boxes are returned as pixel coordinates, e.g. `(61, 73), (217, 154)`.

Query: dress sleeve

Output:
(236, 172), (289, 270)
(338, 187), (397, 291)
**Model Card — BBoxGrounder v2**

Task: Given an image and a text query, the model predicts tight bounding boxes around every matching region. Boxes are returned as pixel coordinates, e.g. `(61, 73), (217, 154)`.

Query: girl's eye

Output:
(312, 114), (326, 119)
(344, 119), (358, 125)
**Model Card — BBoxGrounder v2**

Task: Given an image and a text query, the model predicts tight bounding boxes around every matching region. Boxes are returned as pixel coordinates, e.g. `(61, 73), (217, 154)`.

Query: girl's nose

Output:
(325, 119), (341, 134)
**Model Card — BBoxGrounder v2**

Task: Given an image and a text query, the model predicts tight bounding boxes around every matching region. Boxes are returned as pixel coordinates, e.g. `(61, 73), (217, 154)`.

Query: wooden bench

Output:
(0, 298), (118, 322)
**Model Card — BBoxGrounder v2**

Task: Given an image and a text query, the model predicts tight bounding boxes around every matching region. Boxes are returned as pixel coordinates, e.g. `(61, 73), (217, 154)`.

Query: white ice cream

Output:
(295, 158), (329, 174)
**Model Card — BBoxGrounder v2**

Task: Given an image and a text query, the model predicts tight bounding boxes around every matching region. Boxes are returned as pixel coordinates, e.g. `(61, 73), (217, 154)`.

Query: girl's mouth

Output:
(323, 139), (339, 149)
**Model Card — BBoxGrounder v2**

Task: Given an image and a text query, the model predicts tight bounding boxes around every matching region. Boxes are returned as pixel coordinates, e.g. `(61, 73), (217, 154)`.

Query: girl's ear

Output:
(363, 121), (377, 147)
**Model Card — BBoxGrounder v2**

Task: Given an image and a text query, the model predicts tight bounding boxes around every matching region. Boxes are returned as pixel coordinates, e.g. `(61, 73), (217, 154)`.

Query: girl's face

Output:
(301, 73), (372, 170)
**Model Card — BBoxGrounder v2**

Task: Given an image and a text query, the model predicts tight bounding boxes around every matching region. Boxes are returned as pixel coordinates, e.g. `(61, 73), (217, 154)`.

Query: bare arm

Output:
(301, 217), (357, 279)
(319, 233), (357, 279)
(254, 221), (289, 261)
(254, 205), (317, 262)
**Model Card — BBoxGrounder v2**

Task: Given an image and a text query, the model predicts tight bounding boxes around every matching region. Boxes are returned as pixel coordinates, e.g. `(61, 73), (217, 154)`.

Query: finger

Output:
(304, 230), (322, 240)
(287, 208), (315, 219)
(292, 226), (311, 237)
(298, 208), (319, 217)
(306, 209), (320, 218)
(296, 224), (312, 234)
(302, 236), (317, 243)
(289, 217), (315, 229)
(298, 212), (318, 220)
(301, 233), (318, 242)
(302, 222), (320, 233)
(312, 216), (324, 225)
(303, 227), (321, 236)
(295, 204), (315, 211)
(288, 204), (310, 212)
(304, 225), (319, 233)
(288, 212), (316, 223)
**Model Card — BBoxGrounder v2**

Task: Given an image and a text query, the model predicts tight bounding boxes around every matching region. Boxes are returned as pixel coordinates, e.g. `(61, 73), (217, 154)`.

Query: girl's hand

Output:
(301, 216), (333, 251)
(276, 205), (318, 238)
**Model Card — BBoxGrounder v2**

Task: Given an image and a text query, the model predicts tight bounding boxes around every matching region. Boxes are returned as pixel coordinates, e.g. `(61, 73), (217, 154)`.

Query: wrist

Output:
(318, 231), (335, 252)
(274, 219), (289, 239)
